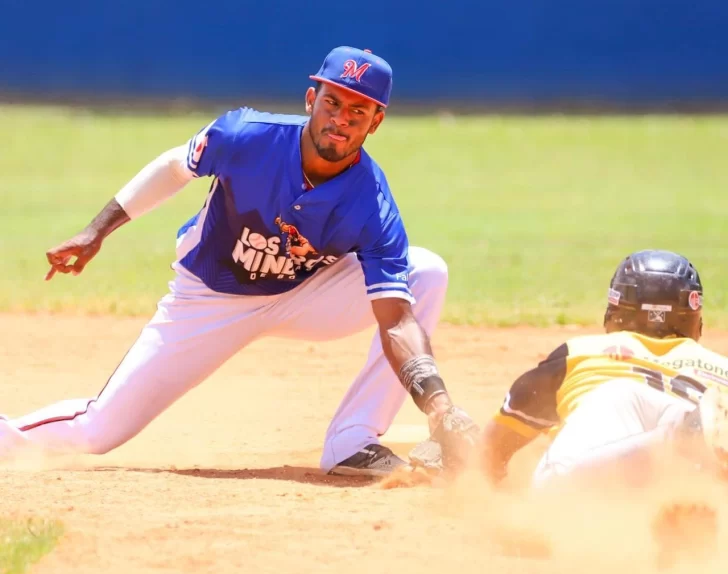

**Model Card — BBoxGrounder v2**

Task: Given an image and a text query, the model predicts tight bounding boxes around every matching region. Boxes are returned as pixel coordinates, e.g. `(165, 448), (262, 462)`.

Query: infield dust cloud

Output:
(378, 451), (727, 574)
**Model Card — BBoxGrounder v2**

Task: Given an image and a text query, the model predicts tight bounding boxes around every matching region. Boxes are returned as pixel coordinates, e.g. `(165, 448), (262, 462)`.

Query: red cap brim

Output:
(309, 76), (388, 108)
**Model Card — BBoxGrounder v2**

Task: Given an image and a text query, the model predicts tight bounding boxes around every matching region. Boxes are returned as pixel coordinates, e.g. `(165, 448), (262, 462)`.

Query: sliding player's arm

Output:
(482, 343), (569, 483)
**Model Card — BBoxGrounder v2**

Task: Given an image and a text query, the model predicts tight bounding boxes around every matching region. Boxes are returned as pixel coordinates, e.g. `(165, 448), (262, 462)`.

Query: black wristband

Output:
(410, 375), (448, 412)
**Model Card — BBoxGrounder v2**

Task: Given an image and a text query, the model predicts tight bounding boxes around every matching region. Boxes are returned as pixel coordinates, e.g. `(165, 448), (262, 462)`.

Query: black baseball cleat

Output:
(328, 444), (407, 477)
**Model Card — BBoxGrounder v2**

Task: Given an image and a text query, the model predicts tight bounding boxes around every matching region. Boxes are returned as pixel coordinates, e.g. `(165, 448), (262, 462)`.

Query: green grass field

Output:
(1, 104), (727, 327)
(0, 518), (63, 574)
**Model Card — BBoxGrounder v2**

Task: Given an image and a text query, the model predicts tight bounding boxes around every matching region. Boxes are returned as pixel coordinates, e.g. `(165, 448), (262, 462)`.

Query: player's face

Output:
(305, 84), (384, 162)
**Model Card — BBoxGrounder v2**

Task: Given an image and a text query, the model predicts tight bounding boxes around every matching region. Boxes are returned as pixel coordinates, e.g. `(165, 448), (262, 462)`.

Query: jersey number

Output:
(632, 366), (707, 401)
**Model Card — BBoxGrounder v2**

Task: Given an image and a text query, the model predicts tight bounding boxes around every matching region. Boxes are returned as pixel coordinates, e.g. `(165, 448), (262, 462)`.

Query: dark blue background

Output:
(1, 1), (726, 107)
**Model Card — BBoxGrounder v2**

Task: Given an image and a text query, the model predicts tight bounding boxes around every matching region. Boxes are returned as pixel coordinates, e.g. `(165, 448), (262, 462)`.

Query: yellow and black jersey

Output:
(493, 331), (728, 440)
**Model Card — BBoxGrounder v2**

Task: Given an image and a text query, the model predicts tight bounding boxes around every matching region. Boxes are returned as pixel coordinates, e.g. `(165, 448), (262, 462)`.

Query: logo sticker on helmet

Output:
(648, 310), (666, 323)
(642, 304), (672, 312)
(608, 288), (621, 306)
(688, 291), (702, 311)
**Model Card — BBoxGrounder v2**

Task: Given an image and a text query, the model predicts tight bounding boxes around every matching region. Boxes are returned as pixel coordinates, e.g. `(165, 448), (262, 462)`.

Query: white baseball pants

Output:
(532, 379), (695, 488)
(0, 246), (447, 471)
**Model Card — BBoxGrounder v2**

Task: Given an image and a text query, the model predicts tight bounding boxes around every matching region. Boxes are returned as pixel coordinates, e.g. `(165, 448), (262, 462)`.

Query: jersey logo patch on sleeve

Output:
(189, 134), (208, 170)
(187, 121), (214, 171)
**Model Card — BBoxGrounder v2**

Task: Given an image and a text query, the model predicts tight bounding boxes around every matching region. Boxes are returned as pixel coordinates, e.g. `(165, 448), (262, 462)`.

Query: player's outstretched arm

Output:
(481, 344), (568, 482)
(45, 145), (193, 280)
(371, 297), (480, 471)
(45, 198), (130, 280)
(481, 420), (536, 484)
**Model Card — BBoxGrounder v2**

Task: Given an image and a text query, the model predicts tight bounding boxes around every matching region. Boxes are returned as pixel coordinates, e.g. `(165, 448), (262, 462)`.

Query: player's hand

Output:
(45, 229), (104, 280)
(425, 393), (455, 435)
(432, 404), (481, 473)
(410, 398), (481, 477)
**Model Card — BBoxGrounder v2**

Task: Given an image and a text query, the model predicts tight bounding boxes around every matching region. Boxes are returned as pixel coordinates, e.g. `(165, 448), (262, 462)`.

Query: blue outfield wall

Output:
(1, 0), (727, 106)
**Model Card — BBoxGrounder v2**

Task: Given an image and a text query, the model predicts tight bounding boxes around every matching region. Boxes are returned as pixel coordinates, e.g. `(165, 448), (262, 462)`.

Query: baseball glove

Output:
(408, 406), (481, 477)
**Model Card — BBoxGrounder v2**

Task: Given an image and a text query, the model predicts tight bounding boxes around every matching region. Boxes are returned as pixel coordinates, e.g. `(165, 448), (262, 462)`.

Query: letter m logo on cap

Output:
(340, 60), (371, 82)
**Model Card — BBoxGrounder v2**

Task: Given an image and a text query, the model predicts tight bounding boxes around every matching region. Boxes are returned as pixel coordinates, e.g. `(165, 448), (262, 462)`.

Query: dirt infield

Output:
(2, 314), (728, 573)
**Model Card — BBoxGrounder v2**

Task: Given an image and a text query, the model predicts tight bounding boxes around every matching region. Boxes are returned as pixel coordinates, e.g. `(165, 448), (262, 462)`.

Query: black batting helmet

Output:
(603, 250), (703, 340)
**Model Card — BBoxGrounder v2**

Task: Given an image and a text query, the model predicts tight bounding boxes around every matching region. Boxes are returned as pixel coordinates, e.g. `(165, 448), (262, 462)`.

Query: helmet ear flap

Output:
(603, 305), (630, 334)
(603, 311), (613, 332)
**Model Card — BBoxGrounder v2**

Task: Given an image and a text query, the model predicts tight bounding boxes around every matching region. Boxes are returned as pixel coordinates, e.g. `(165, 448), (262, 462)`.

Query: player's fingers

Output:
(46, 244), (80, 266)
(70, 247), (100, 276)
(54, 263), (75, 274)
(71, 258), (88, 276)
(45, 265), (74, 279)
(45, 252), (77, 279)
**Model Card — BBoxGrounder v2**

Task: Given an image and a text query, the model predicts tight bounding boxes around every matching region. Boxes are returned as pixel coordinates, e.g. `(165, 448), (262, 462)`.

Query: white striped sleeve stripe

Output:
(367, 290), (416, 304)
(185, 139), (201, 176)
(501, 393), (557, 428)
(186, 121), (215, 173)
(367, 286), (413, 298)
(367, 281), (410, 292)
(186, 138), (194, 163)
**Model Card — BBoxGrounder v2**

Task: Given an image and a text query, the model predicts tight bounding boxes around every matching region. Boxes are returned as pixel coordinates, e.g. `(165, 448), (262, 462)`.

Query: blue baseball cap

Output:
(309, 46), (393, 108)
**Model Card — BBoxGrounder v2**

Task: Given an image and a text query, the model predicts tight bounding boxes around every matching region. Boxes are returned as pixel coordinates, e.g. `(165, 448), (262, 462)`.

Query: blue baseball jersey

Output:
(175, 107), (414, 303)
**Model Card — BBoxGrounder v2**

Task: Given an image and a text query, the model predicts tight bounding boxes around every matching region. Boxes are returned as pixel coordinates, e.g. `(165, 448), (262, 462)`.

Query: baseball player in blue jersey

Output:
(1, 46), (479, 477)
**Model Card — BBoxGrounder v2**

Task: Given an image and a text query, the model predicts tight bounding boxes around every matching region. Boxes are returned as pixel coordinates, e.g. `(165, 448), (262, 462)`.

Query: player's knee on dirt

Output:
(77, 426), (119, 455)
(74, 409), (137, 455)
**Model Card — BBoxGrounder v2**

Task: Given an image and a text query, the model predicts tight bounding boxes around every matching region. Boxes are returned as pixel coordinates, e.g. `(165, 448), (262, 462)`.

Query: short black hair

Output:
(314, 82), (384, 113)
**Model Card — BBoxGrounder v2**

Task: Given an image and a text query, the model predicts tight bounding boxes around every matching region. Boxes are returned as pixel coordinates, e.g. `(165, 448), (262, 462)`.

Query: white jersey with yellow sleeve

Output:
(493, 330), (728, 441)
